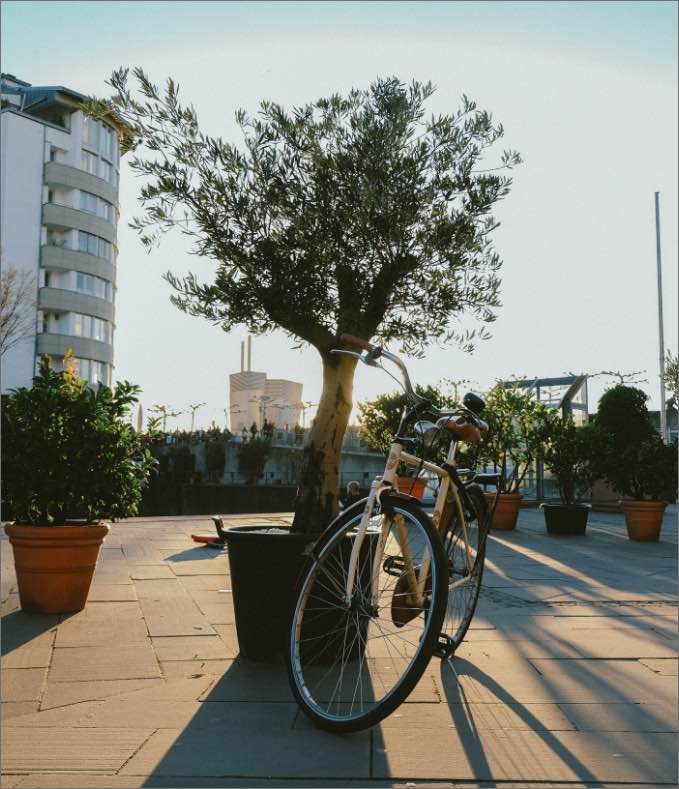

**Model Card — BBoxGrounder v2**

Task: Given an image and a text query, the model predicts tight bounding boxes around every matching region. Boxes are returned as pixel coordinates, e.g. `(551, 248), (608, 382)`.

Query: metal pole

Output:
(654, 192), (668, 443)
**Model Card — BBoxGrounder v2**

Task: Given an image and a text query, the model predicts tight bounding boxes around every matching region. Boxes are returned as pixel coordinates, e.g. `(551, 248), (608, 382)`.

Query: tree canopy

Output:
(88, 69), (520, 357)
(87, 70), (521, 530)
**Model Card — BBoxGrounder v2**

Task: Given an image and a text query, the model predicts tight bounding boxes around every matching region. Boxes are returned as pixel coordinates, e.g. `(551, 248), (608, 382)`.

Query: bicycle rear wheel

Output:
(286, 498), (447, 732)
(440, 484), (489, 652)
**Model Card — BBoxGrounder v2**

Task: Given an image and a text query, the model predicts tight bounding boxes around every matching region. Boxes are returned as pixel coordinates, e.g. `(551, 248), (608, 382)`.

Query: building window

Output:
(99, 160), (113, 183)
(100, 124), (115, 160)
(82, 150), (98, 176)
(79, 191), (114, 222)
(75, 272), (112, 301)
(78, 231), (113, 262)
(72, 313), (112, 344)
(83, 116), (98, 147)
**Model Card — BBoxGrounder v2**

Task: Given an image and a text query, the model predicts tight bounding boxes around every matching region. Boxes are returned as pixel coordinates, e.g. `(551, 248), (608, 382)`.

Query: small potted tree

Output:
(357, 385), (457, 500)
(540, 413), (598, 535)
(476, 382), (548, 530)
(592, 385), (677, 541)
(2, 355), (157, 613)
(89, 71), (520, 662)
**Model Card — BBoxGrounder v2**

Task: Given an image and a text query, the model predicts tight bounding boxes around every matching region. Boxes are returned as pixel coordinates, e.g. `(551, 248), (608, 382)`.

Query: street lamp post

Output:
(654, 192), (668, 443)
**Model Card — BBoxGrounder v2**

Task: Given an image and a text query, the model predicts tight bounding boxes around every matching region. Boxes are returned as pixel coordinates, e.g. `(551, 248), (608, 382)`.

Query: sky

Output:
(2, 1), (677, 431)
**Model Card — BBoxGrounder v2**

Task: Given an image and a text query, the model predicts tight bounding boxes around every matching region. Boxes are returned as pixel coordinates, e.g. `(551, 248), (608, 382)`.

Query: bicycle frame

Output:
(343, 436), (474, 608)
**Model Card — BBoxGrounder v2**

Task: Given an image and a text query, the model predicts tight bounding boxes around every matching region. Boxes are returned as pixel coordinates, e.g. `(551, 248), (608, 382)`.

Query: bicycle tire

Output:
(286, 496), (447, 732)
(440, 484), (489, 651)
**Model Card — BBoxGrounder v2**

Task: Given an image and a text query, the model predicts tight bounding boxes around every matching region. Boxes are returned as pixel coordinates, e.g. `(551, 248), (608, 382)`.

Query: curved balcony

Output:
(38, 287), (114, 323)
(36, 333), (113, 365)
(44, 162), (118, 205)
(41, 245), (115, 283)
(43, 203), (116, 243)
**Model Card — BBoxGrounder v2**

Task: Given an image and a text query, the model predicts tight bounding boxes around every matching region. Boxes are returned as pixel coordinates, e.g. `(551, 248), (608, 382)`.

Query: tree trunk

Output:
(291, 352), (358, 535)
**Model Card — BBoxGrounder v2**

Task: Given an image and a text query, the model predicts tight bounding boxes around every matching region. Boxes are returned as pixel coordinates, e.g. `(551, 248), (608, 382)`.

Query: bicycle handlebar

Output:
(332, 335), (487, 441)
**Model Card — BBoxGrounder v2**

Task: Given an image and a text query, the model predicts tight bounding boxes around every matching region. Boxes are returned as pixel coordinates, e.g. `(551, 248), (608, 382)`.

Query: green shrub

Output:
(237, 437), (271, 483)
(1, 355), (157, 524)
(592, 384), (678, 500)
(476, 382), (549, 493)
(541, 413), (599, 504)
(204, 426), (229, 482)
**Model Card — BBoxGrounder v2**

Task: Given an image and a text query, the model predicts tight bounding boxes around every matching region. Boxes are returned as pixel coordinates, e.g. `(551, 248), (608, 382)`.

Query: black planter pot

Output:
(541, 503), (591, 536)
(225, 526), (314, 663)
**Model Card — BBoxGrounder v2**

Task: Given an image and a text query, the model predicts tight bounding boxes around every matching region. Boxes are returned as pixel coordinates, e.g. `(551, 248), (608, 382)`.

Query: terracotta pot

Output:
(4, 523), (109, 614)
(484, 492), (523, 530)
(621, 500), (667, 542)
(397, 476), (427, 500)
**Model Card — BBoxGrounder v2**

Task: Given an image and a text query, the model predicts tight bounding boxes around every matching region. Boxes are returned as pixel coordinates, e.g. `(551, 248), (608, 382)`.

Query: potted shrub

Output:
(540, 413), (598, 535)
(592, 385), (677, 541)
(1, 355), (157, 613)
(476, 382), (549, 530)
(357, 385), (457, 501)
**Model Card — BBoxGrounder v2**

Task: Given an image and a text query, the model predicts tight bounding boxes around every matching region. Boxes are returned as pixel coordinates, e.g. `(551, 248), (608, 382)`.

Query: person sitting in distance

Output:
(341, 480), (362, 510)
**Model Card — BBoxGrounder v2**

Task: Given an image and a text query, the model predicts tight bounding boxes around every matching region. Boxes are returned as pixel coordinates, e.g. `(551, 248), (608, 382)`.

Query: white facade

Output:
(264, 378), (303, 430)
(0, 74), (122, 392)
(228, 336), (303, 432)
(0, 110), (43, 390)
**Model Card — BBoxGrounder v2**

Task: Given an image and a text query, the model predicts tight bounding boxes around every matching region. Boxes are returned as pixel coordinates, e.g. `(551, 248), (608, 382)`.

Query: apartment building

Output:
(0, 74), (125, 390)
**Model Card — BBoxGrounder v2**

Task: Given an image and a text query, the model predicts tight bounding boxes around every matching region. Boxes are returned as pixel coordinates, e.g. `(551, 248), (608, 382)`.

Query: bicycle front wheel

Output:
(286, 498), (447, 732)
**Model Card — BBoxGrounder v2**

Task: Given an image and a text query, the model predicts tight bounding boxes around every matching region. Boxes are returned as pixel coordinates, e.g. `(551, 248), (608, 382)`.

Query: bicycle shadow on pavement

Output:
(142, 656), (378, 787)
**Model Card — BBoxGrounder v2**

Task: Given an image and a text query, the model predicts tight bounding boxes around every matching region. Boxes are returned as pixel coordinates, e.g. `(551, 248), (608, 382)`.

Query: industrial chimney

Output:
(247, 335), (252, 371)
(240, 341), (245, 373)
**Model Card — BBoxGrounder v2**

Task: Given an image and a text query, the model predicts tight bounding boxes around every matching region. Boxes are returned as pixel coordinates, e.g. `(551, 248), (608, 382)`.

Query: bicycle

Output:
(286, 334), (499, 732)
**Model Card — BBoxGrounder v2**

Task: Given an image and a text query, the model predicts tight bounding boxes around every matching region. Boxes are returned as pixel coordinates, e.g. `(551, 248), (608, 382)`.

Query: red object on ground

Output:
(191, 534), (219, 544)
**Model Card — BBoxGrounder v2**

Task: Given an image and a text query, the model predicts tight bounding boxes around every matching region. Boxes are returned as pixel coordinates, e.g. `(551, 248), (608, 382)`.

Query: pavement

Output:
(1, 506), (677, 788)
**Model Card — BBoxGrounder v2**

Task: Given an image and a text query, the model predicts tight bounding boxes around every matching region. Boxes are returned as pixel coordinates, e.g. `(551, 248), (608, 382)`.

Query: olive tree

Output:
(88, 69), (520, 533)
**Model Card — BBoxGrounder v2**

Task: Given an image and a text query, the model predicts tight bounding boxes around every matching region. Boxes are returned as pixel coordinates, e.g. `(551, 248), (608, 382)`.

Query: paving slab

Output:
(0, 669), (47, 702)
(40, 678), (165, 710)
(49, 643), (160, 682)
(119, 725), (370, 779)
(1, 702), (40, 720)
(639, 657), (678, 675)
(1, 726), (155, 773)
(557, 701), (677, 732)
(1, 629), (55, 669)
(151, 635), (235, 661)
(86, 584), (138, 602)
(372, 726), (677, 783)
(159, 659), (232, 679)
(138, 595), (216, 637)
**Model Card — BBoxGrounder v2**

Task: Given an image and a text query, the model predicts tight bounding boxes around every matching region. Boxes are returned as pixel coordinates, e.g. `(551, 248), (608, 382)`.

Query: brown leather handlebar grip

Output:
(339, 333), (373, 351)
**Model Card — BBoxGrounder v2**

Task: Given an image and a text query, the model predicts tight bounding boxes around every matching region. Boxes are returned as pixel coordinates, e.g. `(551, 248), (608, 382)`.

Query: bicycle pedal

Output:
(433, 634), (456, 660)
